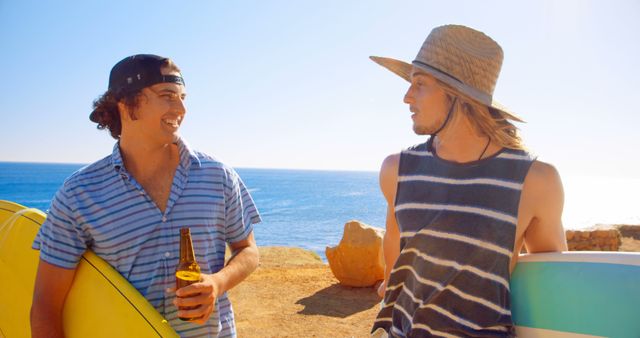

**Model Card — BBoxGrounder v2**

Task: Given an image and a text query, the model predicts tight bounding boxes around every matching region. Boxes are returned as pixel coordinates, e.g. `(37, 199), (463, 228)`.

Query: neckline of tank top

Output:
(425, 136), (509, 168)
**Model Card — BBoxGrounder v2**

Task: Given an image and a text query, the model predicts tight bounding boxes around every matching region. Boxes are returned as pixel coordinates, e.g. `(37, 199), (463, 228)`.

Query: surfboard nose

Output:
(0, 200), (179, 338)
(511, 251), (640, 337)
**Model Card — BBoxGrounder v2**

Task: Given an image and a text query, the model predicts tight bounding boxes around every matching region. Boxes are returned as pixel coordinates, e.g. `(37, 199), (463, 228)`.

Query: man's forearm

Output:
(31, 259), (76, 338)
(208, 244), (259, 297)
(31, 304), (64, 338)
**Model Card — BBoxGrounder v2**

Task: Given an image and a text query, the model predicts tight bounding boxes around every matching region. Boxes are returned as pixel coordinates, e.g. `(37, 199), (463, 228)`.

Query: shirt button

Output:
(162, 216), (167, 222)
(165, 252), (171, 258)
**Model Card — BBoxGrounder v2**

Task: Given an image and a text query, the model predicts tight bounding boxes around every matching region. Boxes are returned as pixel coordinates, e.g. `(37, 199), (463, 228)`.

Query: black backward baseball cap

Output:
(90, 54), (185, 122)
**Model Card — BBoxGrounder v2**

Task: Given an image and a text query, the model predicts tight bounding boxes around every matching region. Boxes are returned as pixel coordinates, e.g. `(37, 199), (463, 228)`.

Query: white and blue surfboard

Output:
(511, 251), (640, 337)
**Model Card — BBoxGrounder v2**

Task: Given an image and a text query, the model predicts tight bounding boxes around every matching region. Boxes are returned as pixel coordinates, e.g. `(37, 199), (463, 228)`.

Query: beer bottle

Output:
(175, 227), (201, 321)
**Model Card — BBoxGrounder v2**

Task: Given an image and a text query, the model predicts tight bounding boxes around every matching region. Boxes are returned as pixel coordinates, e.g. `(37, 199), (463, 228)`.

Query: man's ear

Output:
(117, 101), (137, 121)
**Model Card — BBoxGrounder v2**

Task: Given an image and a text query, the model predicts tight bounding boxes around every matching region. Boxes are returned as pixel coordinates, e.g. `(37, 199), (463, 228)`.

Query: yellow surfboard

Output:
(0, 200), (178, 338)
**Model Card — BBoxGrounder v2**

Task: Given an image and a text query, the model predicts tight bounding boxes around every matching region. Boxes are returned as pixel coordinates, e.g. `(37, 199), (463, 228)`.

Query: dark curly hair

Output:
(90, 59), (181, 139)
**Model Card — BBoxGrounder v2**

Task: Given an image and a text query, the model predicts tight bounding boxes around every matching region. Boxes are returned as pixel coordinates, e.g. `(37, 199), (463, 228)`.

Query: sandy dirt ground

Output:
(228, 247), (380, 338)
(229, 238), (640, 338)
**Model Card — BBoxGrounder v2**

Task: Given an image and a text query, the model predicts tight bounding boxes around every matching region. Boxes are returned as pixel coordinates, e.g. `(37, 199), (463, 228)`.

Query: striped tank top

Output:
(372, 138), (535, 338)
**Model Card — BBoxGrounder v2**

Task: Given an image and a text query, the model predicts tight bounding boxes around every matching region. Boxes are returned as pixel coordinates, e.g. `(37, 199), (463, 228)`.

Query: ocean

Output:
(1, 162), (638, 259)
(0, 162), (386, 259)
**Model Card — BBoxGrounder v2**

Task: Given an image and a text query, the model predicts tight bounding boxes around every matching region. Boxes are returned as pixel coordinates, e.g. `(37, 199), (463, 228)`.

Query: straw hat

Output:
(370, 24), (523, 122)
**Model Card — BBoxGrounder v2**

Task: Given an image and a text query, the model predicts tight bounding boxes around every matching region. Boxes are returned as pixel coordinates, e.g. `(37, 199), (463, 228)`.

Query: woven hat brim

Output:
(369, 56), (524, 123)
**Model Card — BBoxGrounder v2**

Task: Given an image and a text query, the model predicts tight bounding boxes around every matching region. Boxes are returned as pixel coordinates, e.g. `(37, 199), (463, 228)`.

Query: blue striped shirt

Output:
(33, 138), (261, 338)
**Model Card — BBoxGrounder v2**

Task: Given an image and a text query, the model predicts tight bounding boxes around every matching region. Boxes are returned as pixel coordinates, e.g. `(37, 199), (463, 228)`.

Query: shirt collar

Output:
(110, 137), (201, 172)
(111, 142), (124, 172)
(177, 137), (202, 169)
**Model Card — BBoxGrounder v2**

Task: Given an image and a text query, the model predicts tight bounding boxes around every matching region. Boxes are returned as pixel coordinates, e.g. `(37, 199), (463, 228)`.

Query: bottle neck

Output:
(179, 228), (196, 263)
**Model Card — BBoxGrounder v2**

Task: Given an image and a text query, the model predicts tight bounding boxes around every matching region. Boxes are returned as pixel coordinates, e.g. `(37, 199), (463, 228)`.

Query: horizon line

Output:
(0, 160), (378, 173)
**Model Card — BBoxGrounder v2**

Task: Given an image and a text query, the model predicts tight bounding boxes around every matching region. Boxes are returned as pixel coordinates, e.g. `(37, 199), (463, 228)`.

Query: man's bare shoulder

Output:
(381, 153), (401, 175)
(520, 159), (567, 252)
(521, 159), (564, 222)
(524, 159), (563, 195)
(379, 153), (401, 203)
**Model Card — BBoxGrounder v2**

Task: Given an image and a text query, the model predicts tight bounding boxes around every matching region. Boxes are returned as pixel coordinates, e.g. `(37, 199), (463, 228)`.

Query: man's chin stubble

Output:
(413, 124), (431, 136)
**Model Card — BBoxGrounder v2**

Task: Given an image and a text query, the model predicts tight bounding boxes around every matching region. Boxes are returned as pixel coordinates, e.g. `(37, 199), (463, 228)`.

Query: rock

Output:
(565, 226), (621, 251)
(614, 225), (640, 240)
(566, 231), (574, 241)
(326, 220), (385, 287)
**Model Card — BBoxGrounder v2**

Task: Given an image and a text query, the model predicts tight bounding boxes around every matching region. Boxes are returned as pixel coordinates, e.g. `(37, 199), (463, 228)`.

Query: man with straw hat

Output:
(369, 25), (567, 337)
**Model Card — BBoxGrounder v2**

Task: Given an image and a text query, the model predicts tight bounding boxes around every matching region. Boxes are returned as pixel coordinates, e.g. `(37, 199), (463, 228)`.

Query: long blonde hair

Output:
(440, 83), (526, 150)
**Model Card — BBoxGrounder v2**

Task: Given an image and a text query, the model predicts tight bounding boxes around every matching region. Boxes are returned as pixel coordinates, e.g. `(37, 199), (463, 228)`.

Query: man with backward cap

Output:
(30, 54), (261, 337)
(369, 25), (567, 337)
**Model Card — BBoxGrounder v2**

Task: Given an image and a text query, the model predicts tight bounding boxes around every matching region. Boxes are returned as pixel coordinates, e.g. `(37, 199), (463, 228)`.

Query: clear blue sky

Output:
(1, 0), (639, 178)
